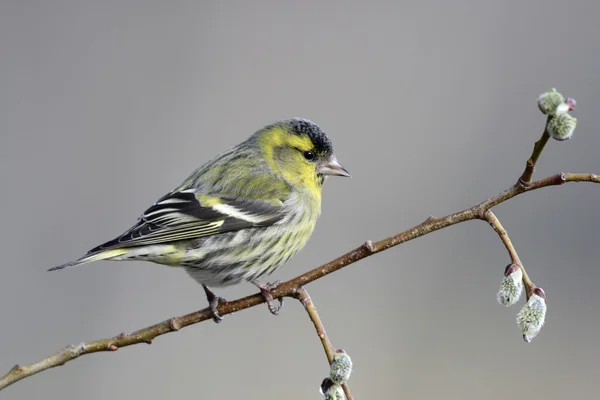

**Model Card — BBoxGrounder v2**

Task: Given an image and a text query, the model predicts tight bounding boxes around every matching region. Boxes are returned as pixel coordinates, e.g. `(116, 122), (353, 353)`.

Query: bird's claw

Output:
(262, 291), (283, 316)
(203, 285), (226, 323)
(254, 280), (283, 316)
(208, 295), (227, 323)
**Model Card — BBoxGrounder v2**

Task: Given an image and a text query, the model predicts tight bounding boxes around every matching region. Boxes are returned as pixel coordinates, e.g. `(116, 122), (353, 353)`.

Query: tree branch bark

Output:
(483, 210), (536, 298)
(295, 287), (354, 400)
(519, 119), (551, 184)
(1, 172), (598, 391)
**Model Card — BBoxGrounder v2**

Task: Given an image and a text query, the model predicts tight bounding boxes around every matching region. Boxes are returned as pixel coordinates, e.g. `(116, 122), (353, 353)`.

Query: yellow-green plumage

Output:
(50, 118), (349, 314)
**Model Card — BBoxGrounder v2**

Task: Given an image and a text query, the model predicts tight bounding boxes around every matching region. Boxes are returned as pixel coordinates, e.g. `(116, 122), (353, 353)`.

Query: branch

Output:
(483, 210), (535, 297)
(295, 288), (354, 400)
(519, 117), (551, 184)
(1, 172), (598, 391)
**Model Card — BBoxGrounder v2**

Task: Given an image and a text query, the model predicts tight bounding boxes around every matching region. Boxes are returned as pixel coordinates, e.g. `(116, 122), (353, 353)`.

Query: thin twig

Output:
(295, 287), (354, 400)
(295, 288), (334, 361)
(1, 172), (598, 391)
(519, 121), (551, 184)
(483, 210), (535, 297)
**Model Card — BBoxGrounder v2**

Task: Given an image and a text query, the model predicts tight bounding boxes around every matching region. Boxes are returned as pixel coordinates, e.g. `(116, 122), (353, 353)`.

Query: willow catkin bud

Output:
(497, 264), (523, 306)
(320, 378), (345, 400)
(330, 349), (353, 385)
(537, 88), (565, 115)
(517, 287), (547, 342)
(547, 113), (577, 141)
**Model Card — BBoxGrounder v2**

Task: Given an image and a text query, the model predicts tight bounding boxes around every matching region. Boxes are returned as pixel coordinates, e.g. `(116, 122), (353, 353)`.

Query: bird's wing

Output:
(88, 189), (285, 252)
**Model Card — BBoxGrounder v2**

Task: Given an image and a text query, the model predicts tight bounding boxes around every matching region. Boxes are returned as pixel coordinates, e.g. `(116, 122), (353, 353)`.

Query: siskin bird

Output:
(50, 118), (350, 321)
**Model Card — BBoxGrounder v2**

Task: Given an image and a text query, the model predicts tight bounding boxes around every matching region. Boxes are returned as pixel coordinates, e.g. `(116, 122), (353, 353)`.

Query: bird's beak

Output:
(318, 156), (351, 178)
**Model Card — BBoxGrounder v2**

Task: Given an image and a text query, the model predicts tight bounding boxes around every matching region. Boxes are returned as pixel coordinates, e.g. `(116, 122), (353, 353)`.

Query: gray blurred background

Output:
(1, 1), (599, 399)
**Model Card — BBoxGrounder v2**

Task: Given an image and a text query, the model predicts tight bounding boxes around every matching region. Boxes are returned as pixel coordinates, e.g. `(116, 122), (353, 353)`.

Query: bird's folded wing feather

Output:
(88, 189), (285, 252)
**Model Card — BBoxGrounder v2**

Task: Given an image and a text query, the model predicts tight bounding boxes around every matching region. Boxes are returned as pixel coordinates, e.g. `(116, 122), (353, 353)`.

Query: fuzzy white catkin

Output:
(497, 267), (523, 306)
(517, 291), (547, 342)
(547, 113), (577, 141)
(322, 383), (345, 400)
(537, 88), (565, 115)
(320, 378), (346, 400)
(330, 351), (353, 384)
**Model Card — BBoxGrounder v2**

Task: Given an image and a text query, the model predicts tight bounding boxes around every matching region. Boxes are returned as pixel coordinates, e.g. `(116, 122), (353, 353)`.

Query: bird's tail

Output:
(48, 248), (130, 271)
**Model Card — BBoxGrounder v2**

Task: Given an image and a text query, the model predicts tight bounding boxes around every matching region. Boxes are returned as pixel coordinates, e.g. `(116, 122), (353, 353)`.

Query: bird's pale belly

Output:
(181, 219), (316, 287)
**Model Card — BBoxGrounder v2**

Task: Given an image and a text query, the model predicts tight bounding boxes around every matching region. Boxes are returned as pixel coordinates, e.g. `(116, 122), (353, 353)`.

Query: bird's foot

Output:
(202, 285), (226, 323)
(252, 280), (284, 316)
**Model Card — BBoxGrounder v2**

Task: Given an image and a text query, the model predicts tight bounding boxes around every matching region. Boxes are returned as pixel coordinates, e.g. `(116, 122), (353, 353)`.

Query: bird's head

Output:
(255, 118), (350, 199)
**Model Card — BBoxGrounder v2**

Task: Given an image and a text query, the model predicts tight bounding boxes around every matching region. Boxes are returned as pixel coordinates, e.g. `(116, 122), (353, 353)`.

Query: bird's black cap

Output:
(287, 118), (333, 156)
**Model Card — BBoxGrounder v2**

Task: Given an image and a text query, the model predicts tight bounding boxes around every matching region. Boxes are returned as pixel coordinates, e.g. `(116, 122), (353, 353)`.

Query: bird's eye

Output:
(303, 150), (315, 161)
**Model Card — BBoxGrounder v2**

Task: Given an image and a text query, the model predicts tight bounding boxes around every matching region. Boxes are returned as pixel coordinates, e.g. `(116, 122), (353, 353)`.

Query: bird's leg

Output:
(202, 284), (226, 323)
(252, 280), (284, 315)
